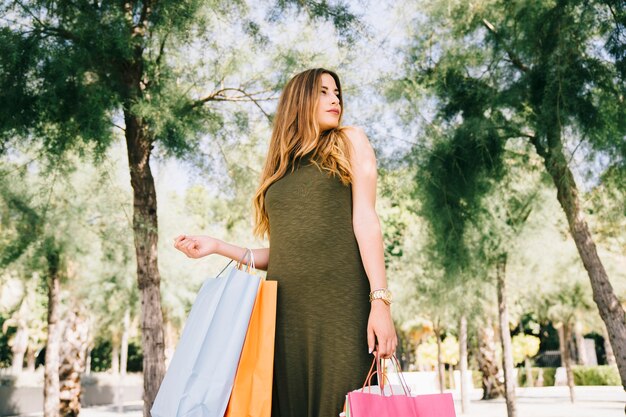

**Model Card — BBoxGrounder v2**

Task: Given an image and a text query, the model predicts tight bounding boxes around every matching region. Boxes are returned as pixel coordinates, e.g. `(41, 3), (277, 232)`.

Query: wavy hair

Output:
(252, 68), (353, 239)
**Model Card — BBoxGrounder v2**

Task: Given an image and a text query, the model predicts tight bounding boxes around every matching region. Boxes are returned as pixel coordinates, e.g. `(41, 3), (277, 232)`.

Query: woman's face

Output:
(316, 73), (341, 132)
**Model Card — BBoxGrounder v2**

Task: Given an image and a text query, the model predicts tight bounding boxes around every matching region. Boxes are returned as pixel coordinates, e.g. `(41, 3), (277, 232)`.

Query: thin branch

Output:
(155, 31), (170, 68)
(566, 137), (584, 165)
(0, 153), (42, 179)
(113, 123), (126, 132)
(14, 0), (45, 28)
(14, 0), (78, 42)
(191, 87), (277, 121)
(482, 18), (530, 73)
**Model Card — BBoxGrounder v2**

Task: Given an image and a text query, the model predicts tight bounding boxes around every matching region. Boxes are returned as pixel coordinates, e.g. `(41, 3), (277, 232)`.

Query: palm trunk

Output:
(557, 323), (576, 403)
(44, 250), (61, 417)
(476, 321), (504, 399)
(459, 315), (470, 413)
(533, 131), (626, 388)
(59, 310), (89, 417)
(125, 111), (166, 416)
(496, 255), (517, 417)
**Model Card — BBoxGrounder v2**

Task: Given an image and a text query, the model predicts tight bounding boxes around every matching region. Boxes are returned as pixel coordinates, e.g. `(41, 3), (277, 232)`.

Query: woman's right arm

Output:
(173, 235), (270, 271)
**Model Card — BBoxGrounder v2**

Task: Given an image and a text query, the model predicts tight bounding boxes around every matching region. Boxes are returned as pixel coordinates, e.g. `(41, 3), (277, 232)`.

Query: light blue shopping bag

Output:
(151, 251), (261, 417)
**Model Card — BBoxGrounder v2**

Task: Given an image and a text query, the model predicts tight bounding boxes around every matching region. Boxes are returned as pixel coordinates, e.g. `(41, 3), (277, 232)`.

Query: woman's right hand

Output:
(173, 235), (220, 259)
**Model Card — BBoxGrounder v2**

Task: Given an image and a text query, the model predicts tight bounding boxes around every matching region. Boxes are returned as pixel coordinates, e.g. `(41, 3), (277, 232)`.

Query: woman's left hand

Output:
(367, 301), (398, 359)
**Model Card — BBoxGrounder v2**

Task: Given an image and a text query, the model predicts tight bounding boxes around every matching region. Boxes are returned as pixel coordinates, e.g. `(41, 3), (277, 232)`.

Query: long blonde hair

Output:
(253, 68), (353, 239)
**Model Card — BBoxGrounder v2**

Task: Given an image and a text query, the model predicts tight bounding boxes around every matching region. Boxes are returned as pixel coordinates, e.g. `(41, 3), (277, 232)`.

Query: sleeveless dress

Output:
(265, 153), (373, 417)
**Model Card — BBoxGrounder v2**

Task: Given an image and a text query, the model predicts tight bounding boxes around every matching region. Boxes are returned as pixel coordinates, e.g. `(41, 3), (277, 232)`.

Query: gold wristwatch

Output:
(369, 288), (392, 305)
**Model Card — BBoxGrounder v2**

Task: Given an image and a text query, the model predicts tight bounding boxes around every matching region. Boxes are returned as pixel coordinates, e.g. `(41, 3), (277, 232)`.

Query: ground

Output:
(16, 386), (626, 417)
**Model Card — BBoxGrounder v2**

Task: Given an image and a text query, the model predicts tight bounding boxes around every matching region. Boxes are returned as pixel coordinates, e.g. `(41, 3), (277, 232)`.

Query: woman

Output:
(174, 68), (397, 417)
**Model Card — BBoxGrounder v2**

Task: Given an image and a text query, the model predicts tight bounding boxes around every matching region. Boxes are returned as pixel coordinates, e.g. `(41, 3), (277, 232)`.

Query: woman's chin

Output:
(320, 123), (340, 132)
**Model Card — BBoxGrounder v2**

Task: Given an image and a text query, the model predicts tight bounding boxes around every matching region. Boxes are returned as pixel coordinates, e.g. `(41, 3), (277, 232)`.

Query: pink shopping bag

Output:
(345, 355), (456, 417)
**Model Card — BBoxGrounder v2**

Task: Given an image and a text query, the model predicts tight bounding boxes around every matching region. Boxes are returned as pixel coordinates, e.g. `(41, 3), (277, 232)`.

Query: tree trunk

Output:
(602, 325), (617, 366)
(59, 310), (89, 417)
(26, 345), (37, 372)
(476, 321), (504, 399)
(117, 308), (131, 413)
(574, 321), (588, 365)
(435, 325), (445, 393)
(459, 315), (470, 413)
(125, 111), (166, 416)
(448, 366), (455, 391)
(557, 323), (576, 403)
(112, 341), (120, 375)
(11, 324), (27, 374)
(534, 132), (626, 389)
(496, 255), (517, 417)
(536, 368), (544, 387)
(121, 308), (130, 377)
(524, 357), (534, 387)
(85, 346), (92, 375)
(44, 255), (61, 417)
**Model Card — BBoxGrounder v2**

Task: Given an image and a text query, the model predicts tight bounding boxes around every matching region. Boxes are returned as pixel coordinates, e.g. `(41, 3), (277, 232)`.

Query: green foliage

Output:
(0, 314), (13, 368)
(418, 124), (505, 271)
(572, 365), (621, 386)
(538, 282), (593, 325)
(268, 0), (364, 45)
(518, 366), (557, 386)
(511, 334), (541, 365)
(471, 369), (482, 389)
(88, 340), (111, 373)
(89, 338), (143, 373)
(399, 0), (626, 277)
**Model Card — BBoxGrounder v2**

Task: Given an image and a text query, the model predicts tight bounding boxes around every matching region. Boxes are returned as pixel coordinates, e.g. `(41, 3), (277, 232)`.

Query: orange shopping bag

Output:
(225, 278), (277, 417)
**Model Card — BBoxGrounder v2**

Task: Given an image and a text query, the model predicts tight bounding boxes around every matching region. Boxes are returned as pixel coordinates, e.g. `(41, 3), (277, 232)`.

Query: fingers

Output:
(375, 333), (398, 359)
(173, 235), (187, 250)
(173, 235), (199, 257)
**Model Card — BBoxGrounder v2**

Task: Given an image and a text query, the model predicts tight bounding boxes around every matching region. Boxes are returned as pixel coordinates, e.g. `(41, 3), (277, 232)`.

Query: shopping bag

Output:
(345, 355), (456, 417)
(224, 278), (277, 417)
(151, 250), (261, 417)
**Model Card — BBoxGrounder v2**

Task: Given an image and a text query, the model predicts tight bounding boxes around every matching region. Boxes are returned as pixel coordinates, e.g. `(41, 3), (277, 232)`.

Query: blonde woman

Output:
(174, 68), (397, 417)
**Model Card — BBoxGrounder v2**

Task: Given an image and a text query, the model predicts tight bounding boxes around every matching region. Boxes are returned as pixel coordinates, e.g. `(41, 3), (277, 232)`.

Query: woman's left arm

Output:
(344, 126), (398, 359)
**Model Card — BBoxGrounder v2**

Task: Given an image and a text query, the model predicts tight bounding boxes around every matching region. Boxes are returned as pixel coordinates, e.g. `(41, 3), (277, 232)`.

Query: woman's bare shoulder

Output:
(341, 126), (376, 166)
(342, 125), (374, 151)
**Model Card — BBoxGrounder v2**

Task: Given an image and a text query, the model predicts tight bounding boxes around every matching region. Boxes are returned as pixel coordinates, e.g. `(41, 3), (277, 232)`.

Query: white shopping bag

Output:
(151, 252), (261, 417)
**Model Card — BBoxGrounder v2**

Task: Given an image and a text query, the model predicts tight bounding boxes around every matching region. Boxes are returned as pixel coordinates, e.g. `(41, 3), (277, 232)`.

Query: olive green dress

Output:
(265, 152), (373, 417)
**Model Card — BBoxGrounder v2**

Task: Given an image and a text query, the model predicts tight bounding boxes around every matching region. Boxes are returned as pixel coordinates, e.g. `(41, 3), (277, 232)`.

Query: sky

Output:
(147, 0), (419, 196)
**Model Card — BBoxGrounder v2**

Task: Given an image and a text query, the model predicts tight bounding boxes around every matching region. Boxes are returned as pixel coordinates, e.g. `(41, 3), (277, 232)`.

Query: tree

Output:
(0, 163), (76, 417)
(396, 0), (626, 388)
(540, 282), (593, 402)
(0, 1), (363, 413)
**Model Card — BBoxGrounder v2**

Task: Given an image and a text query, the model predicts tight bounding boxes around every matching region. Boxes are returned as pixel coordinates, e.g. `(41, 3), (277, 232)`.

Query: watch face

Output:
(370, 289), (392, 304)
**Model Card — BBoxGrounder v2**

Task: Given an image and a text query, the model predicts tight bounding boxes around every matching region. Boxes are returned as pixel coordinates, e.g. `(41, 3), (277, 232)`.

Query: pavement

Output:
(16, 386), (626, 417)
(451, 386), (625, 417)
